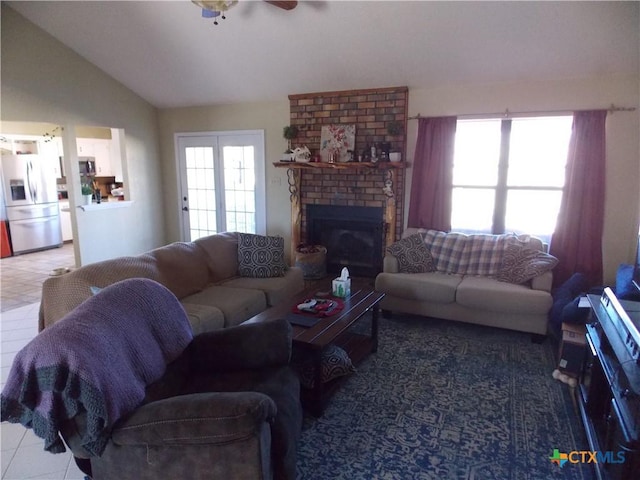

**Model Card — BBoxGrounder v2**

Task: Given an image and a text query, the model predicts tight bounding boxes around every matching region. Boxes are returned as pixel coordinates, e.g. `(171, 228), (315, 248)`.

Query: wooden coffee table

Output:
(246, 285), (384, 416)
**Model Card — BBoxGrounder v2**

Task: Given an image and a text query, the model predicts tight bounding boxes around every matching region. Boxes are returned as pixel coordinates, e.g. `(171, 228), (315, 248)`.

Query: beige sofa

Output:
(39, 232), (304, 333)
(374, 228), (556, 336)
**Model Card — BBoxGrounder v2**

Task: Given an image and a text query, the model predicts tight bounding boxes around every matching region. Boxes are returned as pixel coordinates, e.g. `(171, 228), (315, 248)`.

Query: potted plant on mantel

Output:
(281, 125), (299, 162)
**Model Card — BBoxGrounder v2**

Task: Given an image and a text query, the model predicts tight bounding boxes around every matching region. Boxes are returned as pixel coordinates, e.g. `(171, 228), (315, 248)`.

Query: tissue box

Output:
(332, 278), (351, 298)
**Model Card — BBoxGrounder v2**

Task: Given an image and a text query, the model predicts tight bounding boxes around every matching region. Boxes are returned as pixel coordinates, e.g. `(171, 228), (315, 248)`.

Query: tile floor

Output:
(1, 244), (84, 479)
(1, 244), (76, 313)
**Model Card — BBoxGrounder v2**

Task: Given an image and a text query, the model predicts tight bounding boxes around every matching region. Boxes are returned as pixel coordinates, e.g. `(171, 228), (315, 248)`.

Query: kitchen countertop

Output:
(77, 200), (133, 211)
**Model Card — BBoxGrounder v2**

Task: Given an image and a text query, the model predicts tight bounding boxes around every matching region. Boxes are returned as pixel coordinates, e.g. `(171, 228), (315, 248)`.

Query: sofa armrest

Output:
(188, 318), (292, 373)
(531, 271), (553, 292)
(111, 392), (276, 447)
(383, 254), (400, 273)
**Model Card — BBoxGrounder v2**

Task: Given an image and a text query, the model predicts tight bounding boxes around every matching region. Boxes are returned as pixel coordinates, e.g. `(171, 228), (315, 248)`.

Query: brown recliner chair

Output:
(1, 278), (302, 480)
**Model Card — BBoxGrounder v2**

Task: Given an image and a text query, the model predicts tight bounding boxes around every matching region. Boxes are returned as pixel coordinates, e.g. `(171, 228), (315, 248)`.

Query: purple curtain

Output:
(407, 117), (457, 231)
(550, 110), (607, 288)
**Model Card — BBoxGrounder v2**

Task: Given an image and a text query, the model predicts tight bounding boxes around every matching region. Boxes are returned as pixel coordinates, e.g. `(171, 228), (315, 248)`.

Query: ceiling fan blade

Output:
(264, 1), (298, 10)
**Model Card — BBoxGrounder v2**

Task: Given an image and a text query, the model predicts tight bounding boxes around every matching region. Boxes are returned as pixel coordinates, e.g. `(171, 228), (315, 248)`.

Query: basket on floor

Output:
(295, 244), (327, 280)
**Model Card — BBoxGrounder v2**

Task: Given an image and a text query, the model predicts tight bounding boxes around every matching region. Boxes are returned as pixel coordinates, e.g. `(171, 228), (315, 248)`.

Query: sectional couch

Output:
(375, 228), (558, 336)
(39, 232), (304, 333)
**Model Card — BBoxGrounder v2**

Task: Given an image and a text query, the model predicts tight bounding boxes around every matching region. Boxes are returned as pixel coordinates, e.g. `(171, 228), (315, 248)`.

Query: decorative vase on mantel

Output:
(83, 194), (92, 206)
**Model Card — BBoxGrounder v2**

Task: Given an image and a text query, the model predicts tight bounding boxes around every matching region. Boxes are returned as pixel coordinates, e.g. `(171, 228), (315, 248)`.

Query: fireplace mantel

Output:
(273, 161), (406, 170)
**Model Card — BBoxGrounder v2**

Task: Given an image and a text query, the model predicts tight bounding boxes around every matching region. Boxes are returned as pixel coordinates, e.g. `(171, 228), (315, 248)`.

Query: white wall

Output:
(1, 5), (165, 265)
(406, 75), (640, 285)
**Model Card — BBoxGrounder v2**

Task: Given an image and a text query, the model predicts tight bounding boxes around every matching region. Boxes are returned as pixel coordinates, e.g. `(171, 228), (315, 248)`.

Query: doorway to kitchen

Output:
(176, 131), (266, 241)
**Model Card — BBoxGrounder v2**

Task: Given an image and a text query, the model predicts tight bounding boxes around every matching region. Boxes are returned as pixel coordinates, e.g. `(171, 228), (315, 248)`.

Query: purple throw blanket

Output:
(1, 278), (193, 455)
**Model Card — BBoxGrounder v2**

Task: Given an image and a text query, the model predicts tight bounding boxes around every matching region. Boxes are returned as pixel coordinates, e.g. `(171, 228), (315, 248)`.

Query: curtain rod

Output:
(408, 104), (637, 120)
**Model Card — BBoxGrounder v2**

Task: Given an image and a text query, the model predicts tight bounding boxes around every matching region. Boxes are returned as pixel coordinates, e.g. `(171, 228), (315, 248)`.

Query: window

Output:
(451, 116), (572, 243)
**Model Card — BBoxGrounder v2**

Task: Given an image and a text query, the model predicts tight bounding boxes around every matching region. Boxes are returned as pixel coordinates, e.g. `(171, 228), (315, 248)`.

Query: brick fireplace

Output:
(285, 86), (408, 274)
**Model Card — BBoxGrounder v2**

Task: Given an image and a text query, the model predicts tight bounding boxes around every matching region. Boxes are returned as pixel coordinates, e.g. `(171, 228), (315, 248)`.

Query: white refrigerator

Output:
(0, 154), (62, 254)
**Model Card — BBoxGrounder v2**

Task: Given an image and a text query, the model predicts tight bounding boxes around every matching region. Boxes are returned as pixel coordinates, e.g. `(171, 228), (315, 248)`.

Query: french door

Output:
(176, 131), (265, 241)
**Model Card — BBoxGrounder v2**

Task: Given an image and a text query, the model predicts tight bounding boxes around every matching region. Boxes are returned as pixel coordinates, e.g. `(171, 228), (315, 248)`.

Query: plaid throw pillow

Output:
(237, 233), (287, 278)
(463, 233), (515, 276)
(421, 230), (468, 274)
(387, 234), (435, 273)
(497, 243), (558, 284)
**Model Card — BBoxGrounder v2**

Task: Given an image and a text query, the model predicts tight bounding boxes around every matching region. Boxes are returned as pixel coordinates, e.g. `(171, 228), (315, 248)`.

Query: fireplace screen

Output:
(307, 205), (384, 277)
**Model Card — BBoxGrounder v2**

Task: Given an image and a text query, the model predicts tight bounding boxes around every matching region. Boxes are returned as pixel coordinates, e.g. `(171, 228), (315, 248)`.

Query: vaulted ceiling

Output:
(7, 1), (639, 109)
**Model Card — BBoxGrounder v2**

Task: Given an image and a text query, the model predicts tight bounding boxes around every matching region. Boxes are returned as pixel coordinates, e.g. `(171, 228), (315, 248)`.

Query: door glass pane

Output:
(185, 146), (216, 240)
(453, 120), (501, 186)
(505, 190), (563, 244)
(223, 145), (256, 233)
(451, 188), (495, 233)
(507, 116), (572, 187)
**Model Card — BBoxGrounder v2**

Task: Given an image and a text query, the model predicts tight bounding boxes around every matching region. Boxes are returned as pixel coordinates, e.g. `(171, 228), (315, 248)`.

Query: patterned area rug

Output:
(296, 315), (592, 479)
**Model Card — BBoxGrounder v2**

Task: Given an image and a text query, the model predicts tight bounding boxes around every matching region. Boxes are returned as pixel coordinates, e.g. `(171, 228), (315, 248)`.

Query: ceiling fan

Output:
(193, 1), (298, 25)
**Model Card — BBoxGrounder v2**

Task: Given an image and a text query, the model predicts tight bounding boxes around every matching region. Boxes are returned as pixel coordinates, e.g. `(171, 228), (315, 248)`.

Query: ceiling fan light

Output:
(193, 1), (238, 13)
(200, 9), (220, 19)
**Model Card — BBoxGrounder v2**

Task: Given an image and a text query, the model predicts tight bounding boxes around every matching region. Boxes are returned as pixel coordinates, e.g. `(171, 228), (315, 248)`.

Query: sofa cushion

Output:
(375, 271), (462, 304)
(237, 233), (288, 278)
(194, 232), (240, 283)
(145, 242), (210, 299)
(386, 234), (435, 273)
(420, 230), (468, 274)
(221, 267), (304, 306)
(497, 244), (558, 284)
(182, 286), (267, 327)
(456, 276), (552, 315)
(181, 303), (225, 335)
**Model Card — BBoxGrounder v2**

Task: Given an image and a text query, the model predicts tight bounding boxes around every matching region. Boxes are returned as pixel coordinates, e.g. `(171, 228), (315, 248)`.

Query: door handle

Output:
(182, 206), (189, 211)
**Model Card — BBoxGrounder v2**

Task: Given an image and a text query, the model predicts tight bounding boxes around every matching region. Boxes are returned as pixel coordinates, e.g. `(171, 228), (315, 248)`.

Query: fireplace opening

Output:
(307, 205), (384, 277)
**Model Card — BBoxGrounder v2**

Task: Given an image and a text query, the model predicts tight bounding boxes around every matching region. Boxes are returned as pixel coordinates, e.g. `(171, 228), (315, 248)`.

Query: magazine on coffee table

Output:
(286, 313), (322, 327)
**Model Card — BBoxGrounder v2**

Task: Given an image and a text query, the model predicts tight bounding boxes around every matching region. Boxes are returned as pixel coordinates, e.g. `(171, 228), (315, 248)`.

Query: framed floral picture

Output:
(320, 124), (356, 162)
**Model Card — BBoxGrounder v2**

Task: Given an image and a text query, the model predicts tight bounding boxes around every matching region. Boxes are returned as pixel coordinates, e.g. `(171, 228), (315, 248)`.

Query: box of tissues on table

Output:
(332, 267), (351, 298)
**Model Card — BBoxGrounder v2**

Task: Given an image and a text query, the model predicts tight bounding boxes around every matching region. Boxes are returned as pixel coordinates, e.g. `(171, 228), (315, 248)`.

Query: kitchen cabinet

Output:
(1, 134), (62, 179)
(12, 139), (39, 155)
(40, 137), (64, 178)
(0, 135), (39, 155)
(94, 140), (112, 176)
(77, 138), (113, 176)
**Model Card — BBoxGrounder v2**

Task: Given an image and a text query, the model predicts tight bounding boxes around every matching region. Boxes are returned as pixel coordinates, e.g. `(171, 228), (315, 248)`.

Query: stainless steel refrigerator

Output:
(0, 154), (62, 254)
